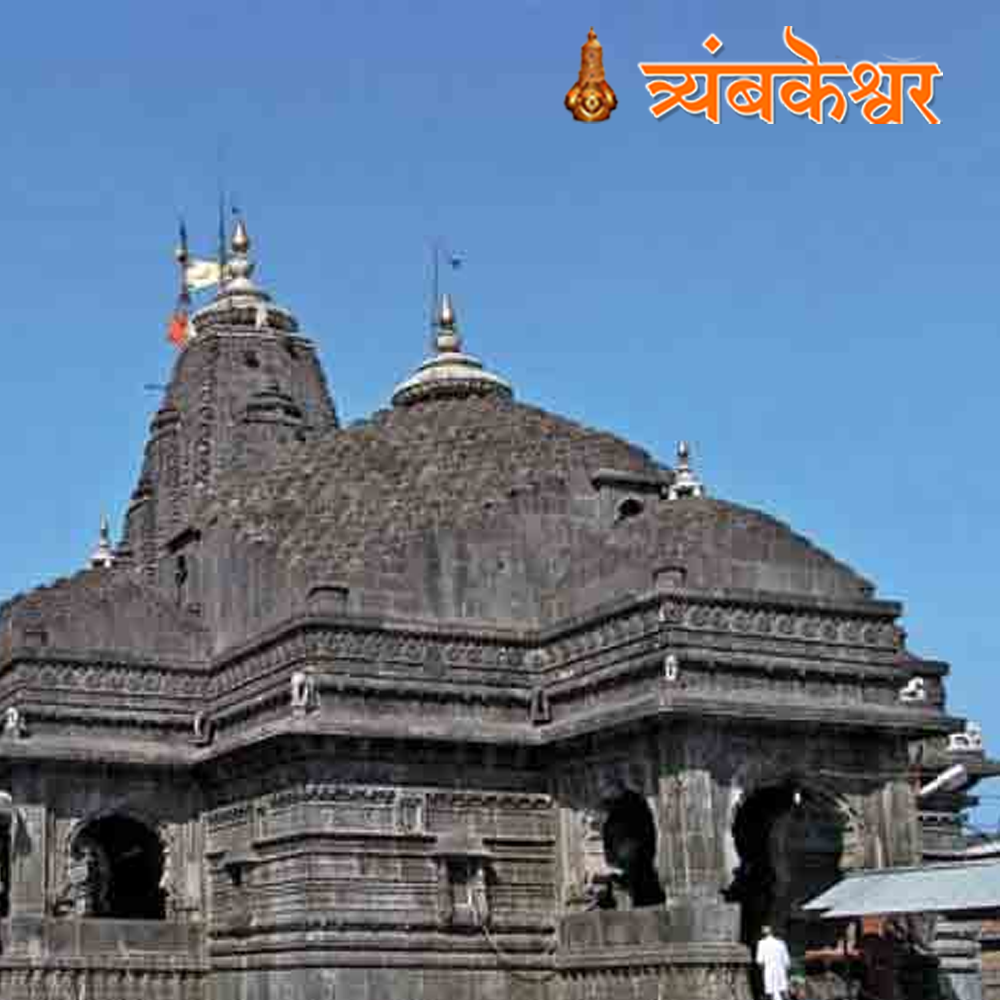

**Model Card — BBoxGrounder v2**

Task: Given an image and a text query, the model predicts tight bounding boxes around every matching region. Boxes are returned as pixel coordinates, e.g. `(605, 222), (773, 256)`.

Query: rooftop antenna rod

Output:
(217, 137), (229, 294)
(218, 189), (228, 292)
(430, 237), (442, 337)
(428, 237), (463, 343)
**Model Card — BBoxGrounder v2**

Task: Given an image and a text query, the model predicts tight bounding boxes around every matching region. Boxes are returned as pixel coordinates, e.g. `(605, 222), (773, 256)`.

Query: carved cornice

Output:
(0, 588), (946, 761)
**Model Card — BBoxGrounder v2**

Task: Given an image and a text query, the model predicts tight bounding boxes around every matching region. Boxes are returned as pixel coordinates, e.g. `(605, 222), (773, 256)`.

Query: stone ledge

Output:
(1, 917), (203, 958)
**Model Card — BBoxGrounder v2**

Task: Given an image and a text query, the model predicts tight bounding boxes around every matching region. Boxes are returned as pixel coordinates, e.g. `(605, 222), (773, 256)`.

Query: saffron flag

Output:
(183, 257), (223, 291)
(167, 309), (189, 347)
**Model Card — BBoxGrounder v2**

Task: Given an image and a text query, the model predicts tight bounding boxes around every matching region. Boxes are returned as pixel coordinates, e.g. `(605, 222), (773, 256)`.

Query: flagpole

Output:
(218, 191), (227, 295)
(432, 237), (441, 329)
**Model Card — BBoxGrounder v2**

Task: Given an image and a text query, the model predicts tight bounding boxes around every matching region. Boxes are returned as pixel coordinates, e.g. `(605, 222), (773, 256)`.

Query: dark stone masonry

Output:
(0, 224), (972, 999)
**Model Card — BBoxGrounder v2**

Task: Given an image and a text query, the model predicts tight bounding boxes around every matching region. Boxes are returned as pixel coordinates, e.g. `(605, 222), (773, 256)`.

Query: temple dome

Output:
(391, 293), (512, 406)
(195, 391), (873, 633)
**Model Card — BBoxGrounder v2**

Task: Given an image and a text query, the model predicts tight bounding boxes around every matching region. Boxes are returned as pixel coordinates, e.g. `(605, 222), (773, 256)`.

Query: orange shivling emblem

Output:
(565, 28), (617, 122)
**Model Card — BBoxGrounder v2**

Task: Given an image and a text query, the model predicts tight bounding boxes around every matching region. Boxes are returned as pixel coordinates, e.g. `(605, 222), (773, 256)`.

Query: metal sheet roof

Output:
(803, 860), (1000, 918)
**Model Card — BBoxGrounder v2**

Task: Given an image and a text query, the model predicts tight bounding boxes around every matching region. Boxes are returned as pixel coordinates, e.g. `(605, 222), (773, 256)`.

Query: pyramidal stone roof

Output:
(193, 389), (872, 627)
(1, 235), (876, 644)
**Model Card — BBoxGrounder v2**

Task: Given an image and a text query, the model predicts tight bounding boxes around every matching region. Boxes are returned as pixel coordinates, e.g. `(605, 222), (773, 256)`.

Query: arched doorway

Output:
(67, 814), (165, 919)
(601, 790), (666, 908)
(725, 782), (845, 957)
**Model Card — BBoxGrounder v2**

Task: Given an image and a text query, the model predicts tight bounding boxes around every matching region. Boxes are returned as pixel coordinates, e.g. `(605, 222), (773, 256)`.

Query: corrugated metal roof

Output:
(803, 860), (1000, 918)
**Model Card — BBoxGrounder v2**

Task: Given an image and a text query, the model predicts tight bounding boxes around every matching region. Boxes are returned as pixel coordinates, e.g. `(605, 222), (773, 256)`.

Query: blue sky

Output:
(1, 1), (997, 824)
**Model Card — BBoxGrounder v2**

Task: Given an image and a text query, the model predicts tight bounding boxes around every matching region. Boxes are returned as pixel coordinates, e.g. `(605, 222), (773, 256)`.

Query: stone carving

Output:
(529, 686), (551, 724)
(395, 794), (426, 834)
(159, 825), (177, 917)
(899, 676), (927, 703)
(290, 669), (318, 714)
(2, 705), (25, 739)
(948, 721), (984, 754)
(192, 712), (214, 745)
(434, 850), (493, 929)
(54, 838), (110, 917)
(565, 809), (618, 912)
(663, 654), (679, 683)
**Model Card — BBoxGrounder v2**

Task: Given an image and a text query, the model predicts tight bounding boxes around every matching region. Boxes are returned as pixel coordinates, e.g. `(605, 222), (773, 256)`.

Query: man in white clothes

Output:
(756, 924), (791, 999)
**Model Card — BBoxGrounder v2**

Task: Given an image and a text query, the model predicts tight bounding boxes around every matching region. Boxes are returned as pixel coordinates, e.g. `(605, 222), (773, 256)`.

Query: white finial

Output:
(668, 441), (705, 500)
(90, 514), (115, 569)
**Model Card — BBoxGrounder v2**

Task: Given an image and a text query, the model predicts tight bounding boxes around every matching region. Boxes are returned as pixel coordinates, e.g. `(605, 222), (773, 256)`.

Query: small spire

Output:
(231, 217), (250, 255)
(438, 292), (455, 329)
(667, 441), (706, 500)
(222, 215), (259, 295)
(433, 293), (462, 353)
(392, 289), (512, 407)
(90, 514), (115, 569)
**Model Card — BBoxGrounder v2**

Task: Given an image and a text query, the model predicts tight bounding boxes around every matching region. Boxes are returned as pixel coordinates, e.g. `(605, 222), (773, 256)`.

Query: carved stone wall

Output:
(204, 779), (556, 948)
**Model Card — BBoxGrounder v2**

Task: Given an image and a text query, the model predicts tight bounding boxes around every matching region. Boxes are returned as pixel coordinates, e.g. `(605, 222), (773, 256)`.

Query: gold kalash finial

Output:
(565, 27), (617, 123)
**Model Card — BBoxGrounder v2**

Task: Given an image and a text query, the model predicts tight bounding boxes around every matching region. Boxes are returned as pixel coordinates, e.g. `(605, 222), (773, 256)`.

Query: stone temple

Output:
(0, 221), (984, 999)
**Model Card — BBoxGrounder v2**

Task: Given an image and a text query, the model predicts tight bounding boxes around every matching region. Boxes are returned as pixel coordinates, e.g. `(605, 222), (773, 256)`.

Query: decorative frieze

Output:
(656, 598), (900, 651)
(0, 658), (204, 702)
(0, 592), (919, 753)
(212, 626), (530, 699)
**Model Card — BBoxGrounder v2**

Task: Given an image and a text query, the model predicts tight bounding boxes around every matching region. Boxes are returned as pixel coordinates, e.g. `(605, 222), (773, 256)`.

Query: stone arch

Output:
(723, 766), (868, 885)
(578, 763), (665, 910)
(601, 789), (666, 907)
(60, 807), (168, 919)
(723, 768), (863, 965)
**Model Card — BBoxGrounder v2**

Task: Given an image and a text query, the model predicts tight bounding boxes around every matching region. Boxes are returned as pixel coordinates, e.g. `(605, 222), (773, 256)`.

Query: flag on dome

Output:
(183, 257), (223, 291)
(166, 305), (190, 347)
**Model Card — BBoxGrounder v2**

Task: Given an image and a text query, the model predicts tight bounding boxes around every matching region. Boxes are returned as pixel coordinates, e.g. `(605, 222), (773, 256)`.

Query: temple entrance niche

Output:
(566, 761), (666, 912)
(58, 814), (166, 919)
(725, 781), (847, 959)
(602, 790), (666, 908)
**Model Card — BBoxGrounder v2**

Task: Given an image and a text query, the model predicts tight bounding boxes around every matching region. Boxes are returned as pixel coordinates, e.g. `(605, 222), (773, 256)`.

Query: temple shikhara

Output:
(0, 221), (995, 999)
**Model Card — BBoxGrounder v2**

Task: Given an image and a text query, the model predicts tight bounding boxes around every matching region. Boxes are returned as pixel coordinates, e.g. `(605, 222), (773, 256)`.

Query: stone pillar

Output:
(9, 803), (46, 917)
(659, 738), (740, 943)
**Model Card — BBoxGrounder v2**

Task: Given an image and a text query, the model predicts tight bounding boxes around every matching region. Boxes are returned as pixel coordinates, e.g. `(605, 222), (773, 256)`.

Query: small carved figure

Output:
(290, 670), (318, 713)
(159, 840), (176, 917)
(192, 712), (214, 746)
(56, 839), (110, 917)
(396, 795), (424, 834)
(529, 687), (551, 725)
(470, 864), (490, 928)
(2, 706), (25, 739)
(664, 654), (680, 682)
(898, 676), (927, 703)
(567, 871), (618, 911)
